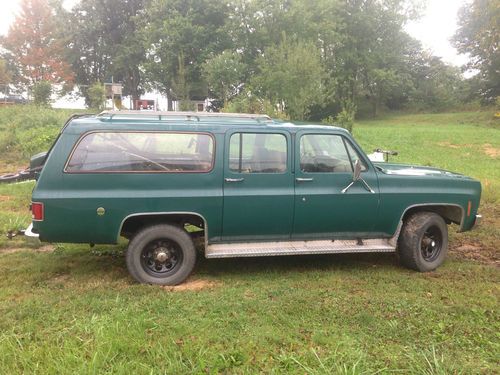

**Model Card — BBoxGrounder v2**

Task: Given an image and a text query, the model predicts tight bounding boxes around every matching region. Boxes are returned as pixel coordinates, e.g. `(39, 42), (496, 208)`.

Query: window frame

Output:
(63, 130), (216, 174)
(227, 131), (289, 175)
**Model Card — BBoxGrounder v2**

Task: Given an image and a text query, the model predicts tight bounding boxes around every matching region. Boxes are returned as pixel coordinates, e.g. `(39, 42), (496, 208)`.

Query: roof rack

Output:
(97, 110), (273, 123)
(61, 113), (96, 132)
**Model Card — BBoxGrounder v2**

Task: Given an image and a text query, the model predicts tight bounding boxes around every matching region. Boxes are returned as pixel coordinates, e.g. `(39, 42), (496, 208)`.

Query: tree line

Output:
(0, 0), (498, 121)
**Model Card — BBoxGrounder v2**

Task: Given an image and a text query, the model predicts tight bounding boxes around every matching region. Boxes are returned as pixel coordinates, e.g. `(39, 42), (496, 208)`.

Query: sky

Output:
(0, 0), (470, 66)
(405, 0), (470, 66)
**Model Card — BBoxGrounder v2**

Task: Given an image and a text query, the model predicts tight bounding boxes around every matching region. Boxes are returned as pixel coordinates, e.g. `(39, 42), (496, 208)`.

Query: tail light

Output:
(32, 202), (44, 221)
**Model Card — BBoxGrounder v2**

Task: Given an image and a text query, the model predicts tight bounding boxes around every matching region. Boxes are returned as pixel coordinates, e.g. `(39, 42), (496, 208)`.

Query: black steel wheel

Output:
(140, 239), (183, 277)
(126, 224), (196, 285)
(420, 225), (443, 262)
(398, 212), (448, 272)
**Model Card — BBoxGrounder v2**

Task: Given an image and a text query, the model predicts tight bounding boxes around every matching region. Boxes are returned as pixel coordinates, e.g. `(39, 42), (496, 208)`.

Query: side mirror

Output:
(353, 159), (362, 181)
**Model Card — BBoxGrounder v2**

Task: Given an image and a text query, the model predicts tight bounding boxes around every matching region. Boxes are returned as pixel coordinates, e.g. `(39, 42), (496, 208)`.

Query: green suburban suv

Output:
(26, 111), (482, 285)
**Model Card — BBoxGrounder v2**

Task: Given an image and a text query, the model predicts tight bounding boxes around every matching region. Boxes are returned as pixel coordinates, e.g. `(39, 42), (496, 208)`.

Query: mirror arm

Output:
(341, 181), (355, 194)
(341, 178), (375, 194)
(360, 178), (375, 193)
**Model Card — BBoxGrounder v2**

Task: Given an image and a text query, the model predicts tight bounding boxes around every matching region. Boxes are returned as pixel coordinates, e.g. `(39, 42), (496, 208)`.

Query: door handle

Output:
(225, 178), (245, 183)
(296, 177), (314, 182)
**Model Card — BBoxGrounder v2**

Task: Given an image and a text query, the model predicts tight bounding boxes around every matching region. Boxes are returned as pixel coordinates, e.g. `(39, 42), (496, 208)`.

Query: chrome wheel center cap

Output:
(155, 248), (169, 262)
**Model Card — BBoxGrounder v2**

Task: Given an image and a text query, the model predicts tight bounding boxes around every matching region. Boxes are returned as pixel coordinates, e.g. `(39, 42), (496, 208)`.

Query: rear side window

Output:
(66, 132), (214, 173)
(229, 133), (287, 173)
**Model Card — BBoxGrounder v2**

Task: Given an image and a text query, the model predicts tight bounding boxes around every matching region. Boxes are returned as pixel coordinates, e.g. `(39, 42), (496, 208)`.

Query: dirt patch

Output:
(0, 164), (27, 175)
(0, 195), (11, 202)
(483, 144), (500, 158)
(50, 274), (71, 283)
(450, 243), (499, 267)
(162, 278), (220, 292)
(437, 141), (461, 149)
(0, 245), (55, 254)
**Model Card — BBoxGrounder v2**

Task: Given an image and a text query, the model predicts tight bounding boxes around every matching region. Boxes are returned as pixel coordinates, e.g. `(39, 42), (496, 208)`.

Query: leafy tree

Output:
(251, 39), (325, 120)
(203, 51), (247, 104)
(405, 52), (464, 111)
(66, 0), (149, 104)
(223, 89), (287, 119)
(0, 59), (12, 84)
(453, 0), (500, 103)
(143, 0), (232, 109)
(1, 0), (73, 85)
(32, 80), (52, 106)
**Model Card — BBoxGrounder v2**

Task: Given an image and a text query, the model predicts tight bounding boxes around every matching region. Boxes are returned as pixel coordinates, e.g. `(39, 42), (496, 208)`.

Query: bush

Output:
(18, 126), (60, 157)
(0, 105), (83, 162)
(32, 81), (52, 106)
(88, 82), (106, 110)
(223, 91), (288, 120)
(323, 100), (356, 132)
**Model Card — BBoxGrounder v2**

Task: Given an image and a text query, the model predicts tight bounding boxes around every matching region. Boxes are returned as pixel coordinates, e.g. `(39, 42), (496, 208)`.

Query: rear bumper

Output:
(473, 214), (482, 228)
(24, 223), (39, 238)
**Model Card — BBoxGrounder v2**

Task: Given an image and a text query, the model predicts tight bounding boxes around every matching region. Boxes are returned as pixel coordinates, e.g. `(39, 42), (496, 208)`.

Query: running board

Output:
(206, 239), (396, 258)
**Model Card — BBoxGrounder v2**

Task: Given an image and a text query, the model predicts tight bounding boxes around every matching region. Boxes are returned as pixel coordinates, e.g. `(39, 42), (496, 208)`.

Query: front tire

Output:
(398, 212), (448, 272)
(126, 224), (196, 285)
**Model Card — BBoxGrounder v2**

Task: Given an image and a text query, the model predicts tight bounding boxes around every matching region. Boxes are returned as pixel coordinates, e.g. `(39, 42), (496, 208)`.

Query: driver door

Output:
(292, 131), (380, 239)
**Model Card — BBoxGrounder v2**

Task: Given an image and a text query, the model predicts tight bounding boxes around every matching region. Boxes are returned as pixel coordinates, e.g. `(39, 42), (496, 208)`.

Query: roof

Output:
(64, 110), (349, 134)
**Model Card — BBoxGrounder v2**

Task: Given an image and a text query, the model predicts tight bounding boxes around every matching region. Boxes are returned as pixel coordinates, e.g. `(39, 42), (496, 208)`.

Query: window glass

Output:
(229, 133), (287, 173)
(344, 139), (367, 171)
(66, 132), (214, 173)
(300, 134), (352, 173)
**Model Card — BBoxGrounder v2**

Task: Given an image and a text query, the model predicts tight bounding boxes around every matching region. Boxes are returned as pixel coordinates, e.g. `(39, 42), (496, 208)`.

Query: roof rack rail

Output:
(97, 110), (272, 123)
(61, 113), (96, 133)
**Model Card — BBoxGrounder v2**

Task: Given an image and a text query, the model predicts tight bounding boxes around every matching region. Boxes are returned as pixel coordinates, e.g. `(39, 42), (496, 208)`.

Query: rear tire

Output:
(126, 224), (196, 285)
(398, 212), (448, 272)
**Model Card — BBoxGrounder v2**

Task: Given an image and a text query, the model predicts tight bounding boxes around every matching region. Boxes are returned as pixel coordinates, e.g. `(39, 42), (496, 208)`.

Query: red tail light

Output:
(32, 202), (44, 221)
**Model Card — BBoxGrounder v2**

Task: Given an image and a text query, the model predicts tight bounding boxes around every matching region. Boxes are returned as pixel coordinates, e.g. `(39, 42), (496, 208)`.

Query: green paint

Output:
(31, 114), (481, 245)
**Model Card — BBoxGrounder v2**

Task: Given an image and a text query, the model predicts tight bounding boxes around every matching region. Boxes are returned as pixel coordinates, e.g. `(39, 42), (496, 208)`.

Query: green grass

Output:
(0, 107), (498, 373)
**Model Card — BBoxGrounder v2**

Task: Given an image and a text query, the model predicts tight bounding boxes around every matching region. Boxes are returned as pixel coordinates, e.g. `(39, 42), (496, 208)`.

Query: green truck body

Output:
(27, 111), (482, 284)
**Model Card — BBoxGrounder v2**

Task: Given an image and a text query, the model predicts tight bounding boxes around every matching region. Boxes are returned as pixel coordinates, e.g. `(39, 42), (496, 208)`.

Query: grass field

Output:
(0, 106), (498, 373)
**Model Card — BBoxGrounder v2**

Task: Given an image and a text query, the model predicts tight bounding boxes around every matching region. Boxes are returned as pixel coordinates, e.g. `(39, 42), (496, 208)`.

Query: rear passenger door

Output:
(222, 130), (294, 241)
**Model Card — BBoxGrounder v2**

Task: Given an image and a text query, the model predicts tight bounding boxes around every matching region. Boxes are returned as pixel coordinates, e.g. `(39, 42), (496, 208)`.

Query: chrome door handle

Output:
(296, 177), (314, 182)
(225, 178), (244, 183)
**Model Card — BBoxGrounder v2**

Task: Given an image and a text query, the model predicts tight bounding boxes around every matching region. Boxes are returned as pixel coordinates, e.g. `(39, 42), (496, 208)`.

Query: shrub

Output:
(323, 100), (357, 132)
(88, 82), (106, 110)
(223, 91), (288, 120)
(18, 126), (60, 157)
(32, 81), (52, 107)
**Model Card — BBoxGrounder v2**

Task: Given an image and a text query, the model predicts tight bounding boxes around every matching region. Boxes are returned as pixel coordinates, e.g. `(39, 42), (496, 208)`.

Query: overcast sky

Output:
(0, 0), (469, 66)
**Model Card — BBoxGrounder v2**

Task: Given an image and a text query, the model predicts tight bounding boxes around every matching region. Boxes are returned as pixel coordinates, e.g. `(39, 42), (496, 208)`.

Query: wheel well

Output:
(120, 213), (205, 240)
(402, 205), (463, 227)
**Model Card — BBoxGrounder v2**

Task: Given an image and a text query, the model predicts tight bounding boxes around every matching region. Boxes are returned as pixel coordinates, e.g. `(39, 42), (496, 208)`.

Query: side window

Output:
(300, 134), (352, 173)
(66, 132), (214, 173)
(229, 133), (287, 173)
(344, 139), (367, 171)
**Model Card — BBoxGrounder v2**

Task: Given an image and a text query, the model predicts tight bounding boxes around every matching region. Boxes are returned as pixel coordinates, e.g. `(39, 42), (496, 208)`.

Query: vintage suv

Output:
(26, 111), (482, 285)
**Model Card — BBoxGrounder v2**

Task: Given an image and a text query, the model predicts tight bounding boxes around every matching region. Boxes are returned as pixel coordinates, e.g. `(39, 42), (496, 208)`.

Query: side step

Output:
(206, 239), (395, 258)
